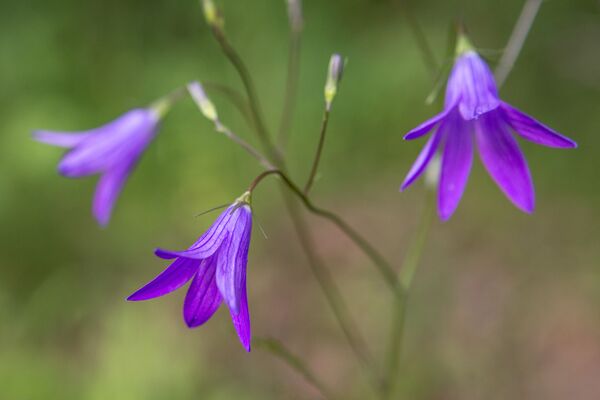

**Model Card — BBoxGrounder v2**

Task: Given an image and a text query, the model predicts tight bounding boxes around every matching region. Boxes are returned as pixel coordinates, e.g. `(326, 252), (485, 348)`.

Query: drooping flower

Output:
(401, 35), (577, 220)
(128, 192), (253, 352)
(34, 108), (161, 226)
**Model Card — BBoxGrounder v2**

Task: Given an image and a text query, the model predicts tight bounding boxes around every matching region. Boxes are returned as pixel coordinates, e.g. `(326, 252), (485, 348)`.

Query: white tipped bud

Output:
(286, 0), (303, 33)
(324, 53), (345, 110)
(202, 0), (223, 28)
(188, 82), (218, 122)
(425, 155), (441, 190)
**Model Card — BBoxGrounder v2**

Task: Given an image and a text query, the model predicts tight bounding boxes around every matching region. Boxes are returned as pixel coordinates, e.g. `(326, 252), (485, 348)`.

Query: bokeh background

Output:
(1, 0), (599, 399)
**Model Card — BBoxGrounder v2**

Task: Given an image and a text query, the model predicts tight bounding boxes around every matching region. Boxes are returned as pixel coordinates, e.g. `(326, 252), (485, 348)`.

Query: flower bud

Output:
(324, 53), (345, 110)
(202, 0), (224, 28)
(187, 81), (218, 122)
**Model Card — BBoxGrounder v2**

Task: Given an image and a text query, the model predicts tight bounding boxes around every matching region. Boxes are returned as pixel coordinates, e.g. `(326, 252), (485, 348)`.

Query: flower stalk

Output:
(277, 0), (304, 151)
(304, 54), (345, 195)
(254, 336), (336, 400)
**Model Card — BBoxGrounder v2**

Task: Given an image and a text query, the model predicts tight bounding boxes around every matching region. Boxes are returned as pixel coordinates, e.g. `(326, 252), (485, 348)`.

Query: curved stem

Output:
(250, 170), (399, 292)
(254, 336), (336, 400)
(208, 15), (389, 395)
(495, 0), (543, 87)
(304, 109), (331, 195)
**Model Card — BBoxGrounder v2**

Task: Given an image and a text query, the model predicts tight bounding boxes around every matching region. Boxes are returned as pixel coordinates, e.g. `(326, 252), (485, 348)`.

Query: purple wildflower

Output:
(34, 108), (161, 226)
(128, 193), (253, 352)
(401, 37), (577, 220)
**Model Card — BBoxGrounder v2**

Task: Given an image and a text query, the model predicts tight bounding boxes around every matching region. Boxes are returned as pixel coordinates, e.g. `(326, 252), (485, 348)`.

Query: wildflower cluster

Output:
(33, 0), (577, 396)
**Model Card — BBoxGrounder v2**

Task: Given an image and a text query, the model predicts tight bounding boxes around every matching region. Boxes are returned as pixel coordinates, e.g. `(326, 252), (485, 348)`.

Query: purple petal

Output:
(446, 52), (500, 120)
(404, 108), (452, 140)
(33, 131), (90, 148)
(216, 206), (252, 315)
(92, 166), (131, 227)
(155, 206), (236, 260)
(230, 281), (251, 352)
(183, 256), (223, 328)
(401, 131), (442, 190)
(57, 109), (158, 177)
(475, 111), (535, 213)
(438, 111), (474, 220)
(500, 102), (577, 148)
(127, 257), (199, 301)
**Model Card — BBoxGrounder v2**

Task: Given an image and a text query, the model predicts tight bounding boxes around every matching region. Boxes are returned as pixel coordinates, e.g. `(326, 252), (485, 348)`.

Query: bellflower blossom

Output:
(34, 108), (162, 226)
(128, 193), (253, 352)
(401, 36), (577, 220)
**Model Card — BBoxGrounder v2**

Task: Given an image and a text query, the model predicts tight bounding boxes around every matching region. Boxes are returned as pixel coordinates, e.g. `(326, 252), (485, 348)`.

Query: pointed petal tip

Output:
(184, 316), (199, 329)
(155, 248), (178, 260)
(126, 291), (147, 302)
(438, 208), (453, 222)
(93, 209), (111, 228)
(515, 199), (535, 215)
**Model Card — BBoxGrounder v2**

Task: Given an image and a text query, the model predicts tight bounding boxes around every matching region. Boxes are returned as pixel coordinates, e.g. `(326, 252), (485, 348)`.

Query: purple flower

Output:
(402, 43), (577, 220)
(34, 109), (160, 226)
(128, 194), (253, 352)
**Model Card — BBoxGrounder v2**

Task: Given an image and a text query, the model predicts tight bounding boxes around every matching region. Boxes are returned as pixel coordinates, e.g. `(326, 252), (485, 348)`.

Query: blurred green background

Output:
(1, 0), (599, 399)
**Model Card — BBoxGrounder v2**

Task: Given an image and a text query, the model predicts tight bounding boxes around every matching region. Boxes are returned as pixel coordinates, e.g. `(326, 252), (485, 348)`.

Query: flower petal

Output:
(183, 256), (223, 328)
(401, 131), (442, 190)
(92, 166), (131, 226)
(127, 257), (199, 301)
(33, 131), (90, 148)
(447, 52), (500, 120)
(216, 206), (252, 315)
(404, 107), (452, 140)
(500, 102), (577, 148)
(438, 112), (474, 220)
(155, 207), (236, 260)
(230, 282), (251, 352)
(475, 111), (535, 213)
(56, 109), (158, 177)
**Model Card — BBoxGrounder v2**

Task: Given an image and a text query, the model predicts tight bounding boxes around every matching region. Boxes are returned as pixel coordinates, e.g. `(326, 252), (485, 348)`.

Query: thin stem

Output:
(213, 121), (275, 169)
(277, 0), (303, 150)
(208, 13), (387, 395)
(304, 109), (331, 195)
(495, 0), (543, 87)
(254, 336), (336, 400)
(395, 0), (438, 78)
(209, 25), (280, 162)
(251, 170), (398, 292)
(203, 82), (253, 124)
(382, 192), (435, 399)
(281, 192), (383, 395)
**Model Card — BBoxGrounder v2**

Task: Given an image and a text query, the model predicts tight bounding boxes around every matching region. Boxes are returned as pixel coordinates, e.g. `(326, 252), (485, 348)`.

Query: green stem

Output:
(277, 1), (303, 150)
(209, 25), (281, 163)
(208, 15), (391, 396)
(281, 190), (383, 395)
(382, 192), (435, 399)
(203, 81), (253, 124)
(304, 108), (331, 194)
(396, 0), (438, 78)
(254, 336), (336, 400)
(495, 0), (543, 87)
(250, 170), (398, 292)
